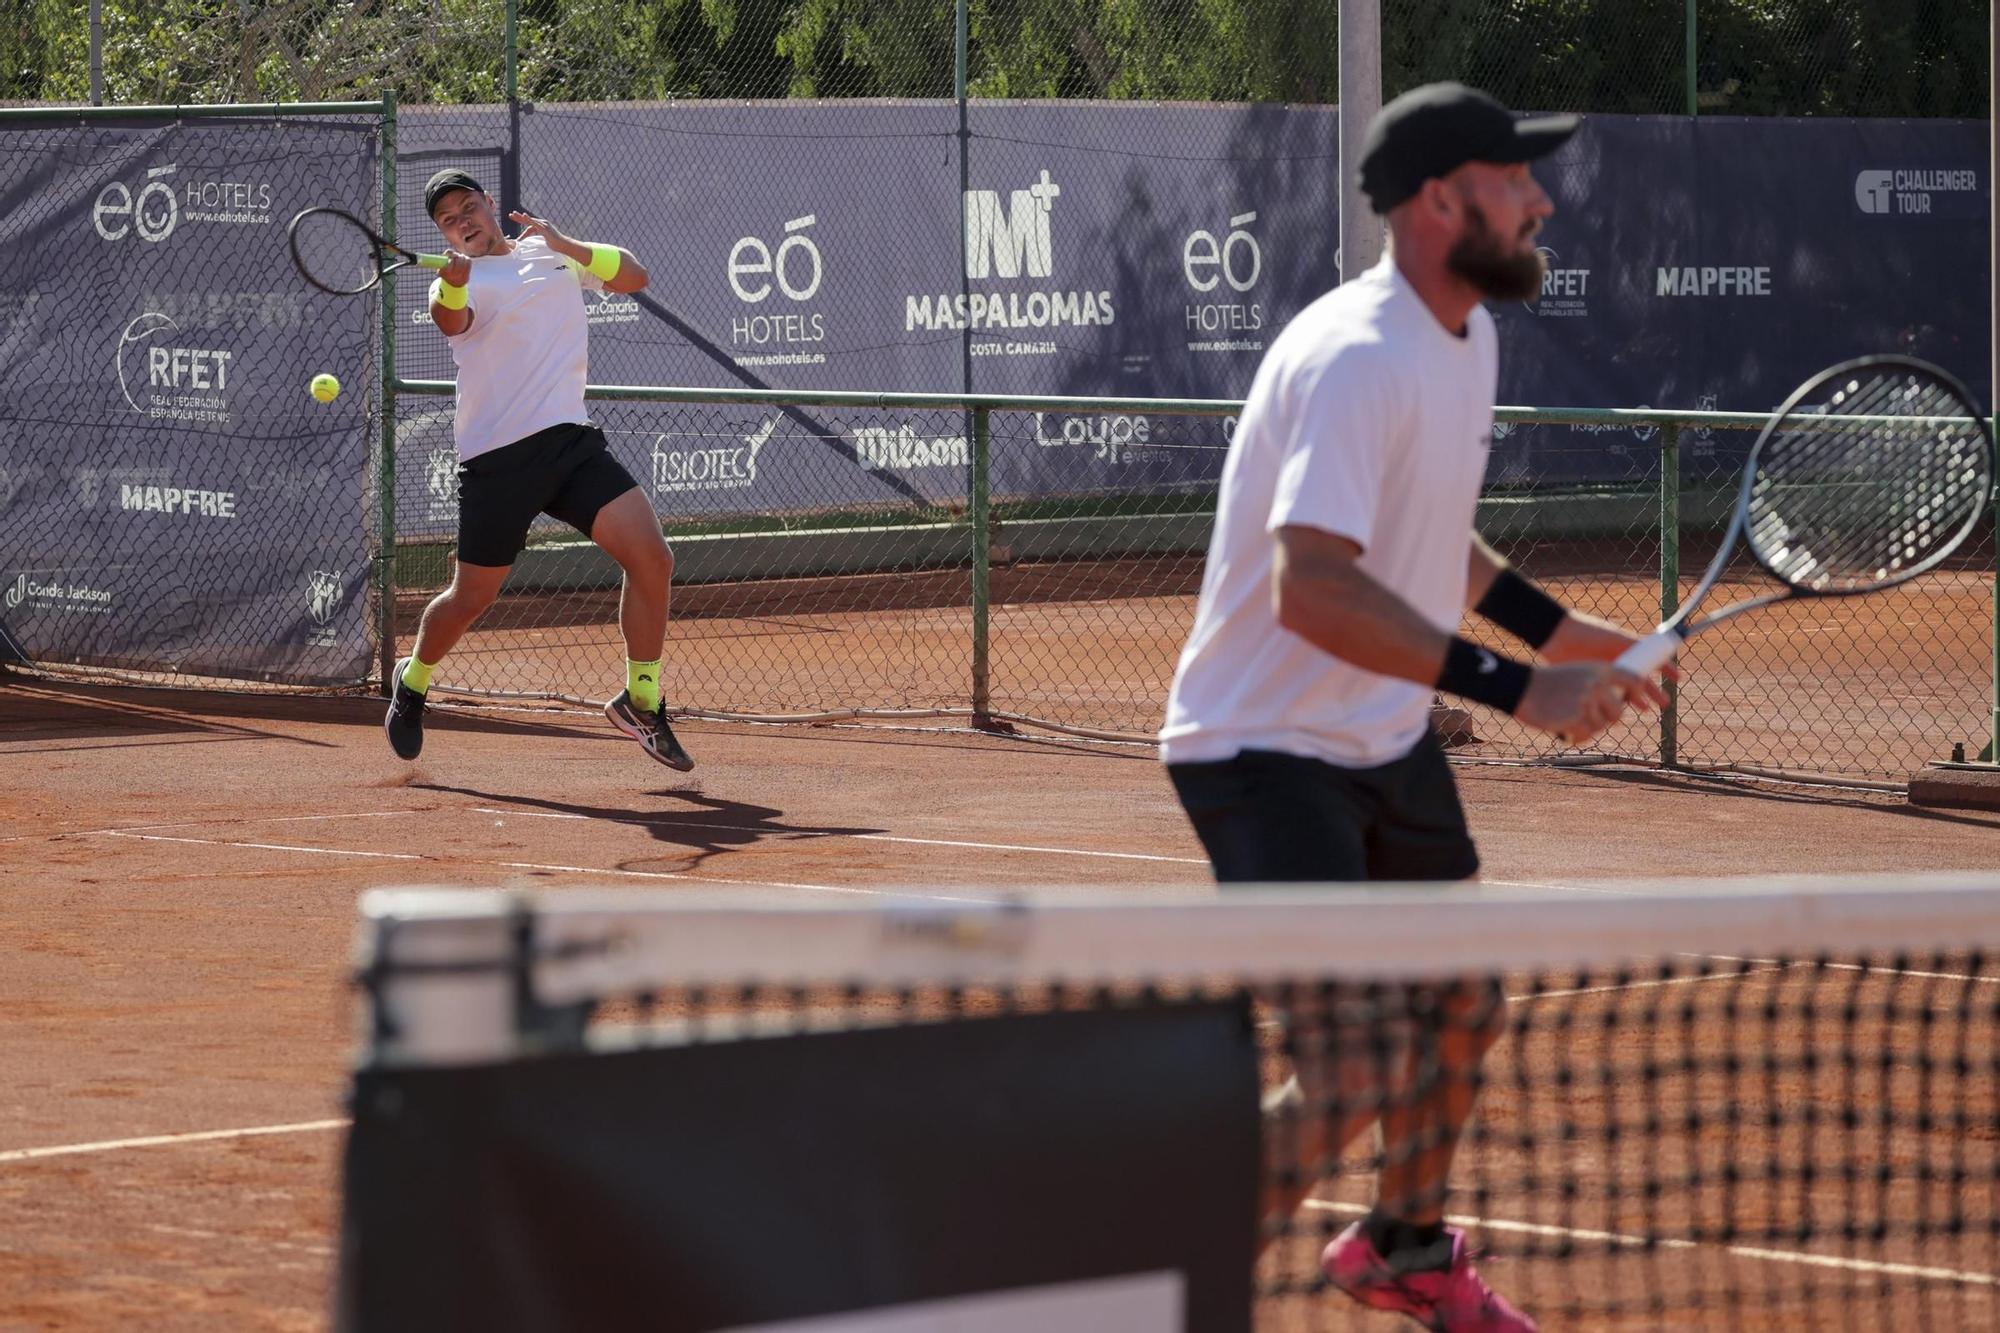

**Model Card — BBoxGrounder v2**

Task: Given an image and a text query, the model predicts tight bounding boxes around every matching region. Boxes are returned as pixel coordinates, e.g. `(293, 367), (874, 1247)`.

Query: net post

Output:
(1660, 420), (1681, 767)
(971, 403), (992, 723)
(377, 93), (401, 697)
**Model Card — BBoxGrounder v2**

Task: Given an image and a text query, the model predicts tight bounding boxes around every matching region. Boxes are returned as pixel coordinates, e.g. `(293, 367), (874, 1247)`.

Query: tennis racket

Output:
(287, 207), (448, 296)
(1617, 354), (1995, 676)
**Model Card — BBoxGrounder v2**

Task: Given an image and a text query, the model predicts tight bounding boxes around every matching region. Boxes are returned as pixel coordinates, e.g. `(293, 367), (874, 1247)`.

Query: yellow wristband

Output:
(584, 244), (622, 282)
(431, 277), (469, 311)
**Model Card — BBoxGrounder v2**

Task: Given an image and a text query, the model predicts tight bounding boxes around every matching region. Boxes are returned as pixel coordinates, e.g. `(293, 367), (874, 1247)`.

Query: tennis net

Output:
(344, 877), (2000, 1332)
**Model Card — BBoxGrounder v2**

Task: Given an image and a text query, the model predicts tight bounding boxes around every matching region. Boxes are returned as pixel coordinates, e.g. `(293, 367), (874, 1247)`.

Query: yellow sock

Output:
(628, 659), (662, 713)
(401, 656), (436, 694)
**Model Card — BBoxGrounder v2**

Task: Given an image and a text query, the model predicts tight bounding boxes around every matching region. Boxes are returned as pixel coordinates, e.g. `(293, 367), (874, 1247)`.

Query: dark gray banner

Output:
(393, 103), (1986, 532)
(0, 116), (378, 682)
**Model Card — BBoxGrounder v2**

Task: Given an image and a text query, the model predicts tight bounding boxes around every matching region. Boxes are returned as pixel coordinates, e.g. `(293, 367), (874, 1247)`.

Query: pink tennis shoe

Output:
(1321, 1221), (1538, 1332)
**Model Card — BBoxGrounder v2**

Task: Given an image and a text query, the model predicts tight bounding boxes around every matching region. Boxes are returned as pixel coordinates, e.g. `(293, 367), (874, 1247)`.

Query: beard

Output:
(1446, 202), (1546, 302)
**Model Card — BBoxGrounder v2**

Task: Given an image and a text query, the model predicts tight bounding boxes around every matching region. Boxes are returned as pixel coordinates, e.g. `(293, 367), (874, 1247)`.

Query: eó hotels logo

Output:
(94, 165), (179, 242)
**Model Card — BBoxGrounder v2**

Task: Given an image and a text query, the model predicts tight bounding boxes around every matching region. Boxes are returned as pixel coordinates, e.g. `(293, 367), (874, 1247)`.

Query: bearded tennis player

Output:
(383, 170), (692, 771)
(1161, 84), (1670, 1331)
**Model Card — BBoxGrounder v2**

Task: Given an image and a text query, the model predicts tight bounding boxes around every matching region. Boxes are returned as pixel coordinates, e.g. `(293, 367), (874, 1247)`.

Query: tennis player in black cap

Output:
(1162, 84), (1670, 1331)
(382, 170), (694, 772)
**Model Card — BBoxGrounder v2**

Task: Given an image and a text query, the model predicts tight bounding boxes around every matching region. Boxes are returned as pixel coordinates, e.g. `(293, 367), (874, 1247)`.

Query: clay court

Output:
(5, 669), (2000, 1330)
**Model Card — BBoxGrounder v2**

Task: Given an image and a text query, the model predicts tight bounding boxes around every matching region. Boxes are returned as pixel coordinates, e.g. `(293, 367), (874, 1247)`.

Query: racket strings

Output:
(289, 209), (385, 295)
(1748, 370), (1992, 592)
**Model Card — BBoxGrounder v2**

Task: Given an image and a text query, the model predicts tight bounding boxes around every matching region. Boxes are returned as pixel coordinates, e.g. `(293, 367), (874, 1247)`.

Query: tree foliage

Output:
(0, 0), (1985, 117)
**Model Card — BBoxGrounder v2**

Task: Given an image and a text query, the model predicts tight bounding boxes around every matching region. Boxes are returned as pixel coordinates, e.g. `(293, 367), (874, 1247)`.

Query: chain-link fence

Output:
(2, 3), (1991, 784)
(387, 383), (1997, 781)
(2, 2), (1985, 116)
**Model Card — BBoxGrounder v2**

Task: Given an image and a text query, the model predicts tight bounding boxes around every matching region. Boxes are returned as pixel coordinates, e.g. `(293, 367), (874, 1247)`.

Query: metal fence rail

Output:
(389, 376), (2000, 783)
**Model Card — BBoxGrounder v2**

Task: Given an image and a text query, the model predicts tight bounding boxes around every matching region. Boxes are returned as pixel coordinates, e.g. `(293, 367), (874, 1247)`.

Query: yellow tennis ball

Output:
(310, 373), (340, 403)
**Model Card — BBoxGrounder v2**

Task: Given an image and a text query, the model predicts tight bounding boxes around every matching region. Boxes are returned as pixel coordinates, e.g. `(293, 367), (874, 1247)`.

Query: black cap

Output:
(1359, 83), (1579, 215)
(424, 169), (485, 218)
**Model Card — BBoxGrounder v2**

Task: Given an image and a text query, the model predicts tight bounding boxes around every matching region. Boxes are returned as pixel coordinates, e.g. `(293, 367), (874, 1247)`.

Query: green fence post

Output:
(1660, 421), (1681, 767)
(505, 0), (518, 102)
(971, 404), (992, 722)
(1991, 468), (1999, 761)
(1684, 0), (1698, 118)
(377, 93), (400, 695)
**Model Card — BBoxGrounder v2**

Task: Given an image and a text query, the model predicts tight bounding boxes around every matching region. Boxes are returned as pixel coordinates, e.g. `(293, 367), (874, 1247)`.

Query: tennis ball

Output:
(310, 373), (341, 403)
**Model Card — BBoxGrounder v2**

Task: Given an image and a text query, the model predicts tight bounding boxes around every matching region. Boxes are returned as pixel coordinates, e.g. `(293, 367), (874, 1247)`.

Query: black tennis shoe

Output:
(604, 690), (694, 771)
(384, 657), (427, 760)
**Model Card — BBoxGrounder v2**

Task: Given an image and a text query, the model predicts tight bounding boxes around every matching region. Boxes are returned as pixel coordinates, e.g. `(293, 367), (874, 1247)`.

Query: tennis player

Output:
(383, 170), (692, 771)
(1160, 85), (1667, 1331)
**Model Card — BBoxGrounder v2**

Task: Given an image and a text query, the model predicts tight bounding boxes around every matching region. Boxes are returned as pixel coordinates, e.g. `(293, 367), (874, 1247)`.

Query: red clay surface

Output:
(5, 673), (2000, 1330)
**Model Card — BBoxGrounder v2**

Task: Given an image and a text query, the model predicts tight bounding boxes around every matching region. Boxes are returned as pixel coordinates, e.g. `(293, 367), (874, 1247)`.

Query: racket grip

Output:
(1615, 629), (1685, 677)
(418, 253), (448, 270)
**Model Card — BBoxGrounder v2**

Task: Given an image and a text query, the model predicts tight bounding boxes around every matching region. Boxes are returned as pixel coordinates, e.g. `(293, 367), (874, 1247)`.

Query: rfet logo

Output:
(1523, 247), (1590, 318)
(116, 311), (236, 424)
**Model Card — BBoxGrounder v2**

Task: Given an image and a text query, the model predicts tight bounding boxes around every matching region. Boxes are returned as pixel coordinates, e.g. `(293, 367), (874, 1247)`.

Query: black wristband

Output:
(1474, 567), (1568, 650)
(1436, 636), (1533, 714)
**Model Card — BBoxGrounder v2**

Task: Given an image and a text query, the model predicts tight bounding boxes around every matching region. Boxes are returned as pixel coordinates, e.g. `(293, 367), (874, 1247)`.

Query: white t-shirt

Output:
(435, 234), (606, 460)
(1160, 256), (1499, 768)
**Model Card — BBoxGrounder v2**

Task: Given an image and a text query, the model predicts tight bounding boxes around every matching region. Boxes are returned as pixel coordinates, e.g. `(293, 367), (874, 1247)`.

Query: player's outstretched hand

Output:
(509, 210), (574, 251)
(440, 249), (474, 287)
(1516, 662), (1657, 746)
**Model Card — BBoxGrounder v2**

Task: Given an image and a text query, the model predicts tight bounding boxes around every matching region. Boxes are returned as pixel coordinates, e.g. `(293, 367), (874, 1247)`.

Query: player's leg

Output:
(588, 487), (673, 671)
(543, 428), (692, 771)
(1320, 733), (1535, 1330)
(385, 450), (536, 759)
(1166, 750), (1398, 1243)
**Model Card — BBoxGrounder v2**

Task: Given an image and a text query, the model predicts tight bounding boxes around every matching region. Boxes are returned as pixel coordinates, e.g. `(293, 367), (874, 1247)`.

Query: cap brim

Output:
(1484, 113), (1581, 163)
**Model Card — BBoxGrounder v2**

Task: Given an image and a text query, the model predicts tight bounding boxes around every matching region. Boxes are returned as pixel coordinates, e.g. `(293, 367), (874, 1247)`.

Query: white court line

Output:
(94, 811), (423, 837)
(97, 831), (423, 860)
(0, 1119), (348, 1164)
(468, 807), (1209, 865)
(80, 830), (1003, 900)
(1306, 1199), (1999, 1288)
(4, 810), (427, 844)
(495, 860), (992, 902)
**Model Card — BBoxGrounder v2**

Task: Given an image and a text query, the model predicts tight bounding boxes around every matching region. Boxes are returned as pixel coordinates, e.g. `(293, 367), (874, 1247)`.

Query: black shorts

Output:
(456, 422), (639, 568)
(1166, 732), (1478, 884)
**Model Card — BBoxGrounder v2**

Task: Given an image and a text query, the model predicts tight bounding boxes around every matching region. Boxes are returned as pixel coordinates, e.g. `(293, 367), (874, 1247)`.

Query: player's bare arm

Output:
(509, 210), (650, 294)
(1275, 524), (1657, 742)
(1464, 535), (1677, 688)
